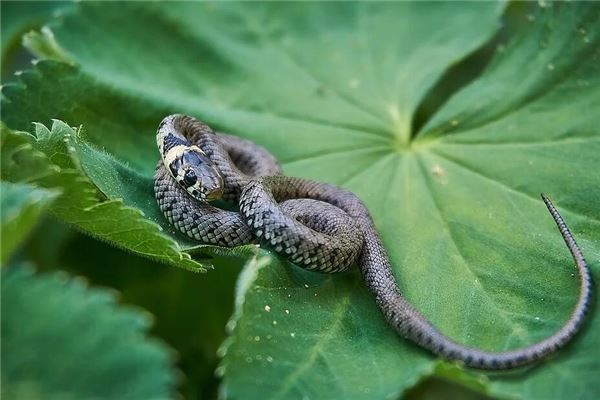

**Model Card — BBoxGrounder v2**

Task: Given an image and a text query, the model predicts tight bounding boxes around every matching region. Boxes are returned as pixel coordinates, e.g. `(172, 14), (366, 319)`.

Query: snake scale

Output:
(154, 114), (591, 370)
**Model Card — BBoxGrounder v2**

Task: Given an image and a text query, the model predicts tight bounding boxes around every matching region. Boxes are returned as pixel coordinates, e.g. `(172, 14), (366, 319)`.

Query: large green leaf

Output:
(1, 265), (177, 399)
(2, 2), (599, 399)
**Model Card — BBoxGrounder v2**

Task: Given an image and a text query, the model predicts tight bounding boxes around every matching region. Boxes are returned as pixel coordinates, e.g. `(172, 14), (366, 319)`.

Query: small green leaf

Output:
(0, 181), (59, 265)
(1, 122), (209, 272)
(1, 265), (178, 399)
(22, 27), (70, 63)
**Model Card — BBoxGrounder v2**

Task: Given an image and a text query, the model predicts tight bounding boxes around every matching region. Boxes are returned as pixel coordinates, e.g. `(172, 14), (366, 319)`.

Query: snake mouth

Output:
(204, 186), (224, 202)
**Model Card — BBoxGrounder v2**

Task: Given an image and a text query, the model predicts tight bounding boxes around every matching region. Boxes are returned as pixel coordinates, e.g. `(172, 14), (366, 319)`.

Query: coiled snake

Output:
(154, 114), (591, 370)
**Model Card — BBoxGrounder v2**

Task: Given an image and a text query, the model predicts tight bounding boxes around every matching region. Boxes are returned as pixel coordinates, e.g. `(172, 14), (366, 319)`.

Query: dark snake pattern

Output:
(154, 114), (591, 370)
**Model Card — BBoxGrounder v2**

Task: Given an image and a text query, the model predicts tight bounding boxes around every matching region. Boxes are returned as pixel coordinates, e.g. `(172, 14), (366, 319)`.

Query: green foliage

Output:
(0, 164), (178, 400)
(0, 1), (72, 80)
(1, 122), (210, 271)
(1, 1), (599, 399)
(22, 220), (245, 400)
(1, 265), (177, 400)
(0, 1), (70, 52)
(219, 255), (439, 399)
(0, 182), (58, 265)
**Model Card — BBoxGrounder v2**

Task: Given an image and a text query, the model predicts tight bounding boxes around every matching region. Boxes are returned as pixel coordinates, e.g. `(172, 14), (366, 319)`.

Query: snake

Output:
(154, 114), (591, 370)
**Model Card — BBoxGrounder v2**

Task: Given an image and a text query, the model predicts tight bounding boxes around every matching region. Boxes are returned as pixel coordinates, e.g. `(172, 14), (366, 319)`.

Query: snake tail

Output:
(372, 193), (591, 369)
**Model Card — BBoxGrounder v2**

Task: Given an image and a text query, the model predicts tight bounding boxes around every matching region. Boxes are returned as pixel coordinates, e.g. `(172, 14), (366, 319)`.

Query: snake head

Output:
(166, 145), (224, 202)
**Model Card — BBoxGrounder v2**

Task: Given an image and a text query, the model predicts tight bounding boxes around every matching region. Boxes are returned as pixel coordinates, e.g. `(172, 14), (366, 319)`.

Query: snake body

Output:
(154, 114), (591, 370)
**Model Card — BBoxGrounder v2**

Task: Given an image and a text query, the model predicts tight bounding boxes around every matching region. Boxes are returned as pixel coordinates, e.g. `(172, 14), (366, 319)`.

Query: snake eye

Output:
(183, 169), (197, 186)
